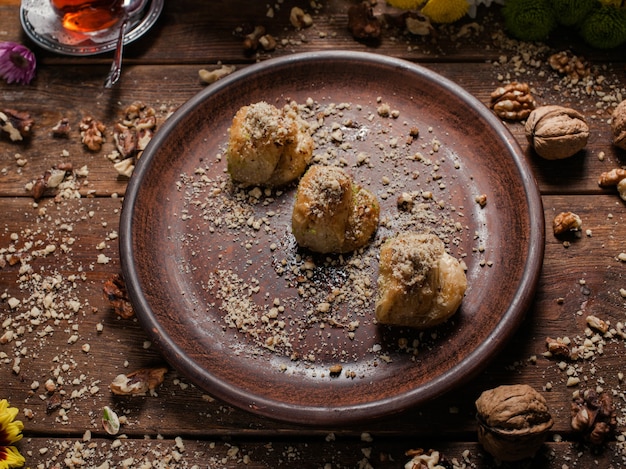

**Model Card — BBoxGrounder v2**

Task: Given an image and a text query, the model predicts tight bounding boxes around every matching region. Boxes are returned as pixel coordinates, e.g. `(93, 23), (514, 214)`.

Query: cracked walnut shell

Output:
(475, 384), (553, 462)
(525, 105), (589, 159)
(611, 99), (626, 150)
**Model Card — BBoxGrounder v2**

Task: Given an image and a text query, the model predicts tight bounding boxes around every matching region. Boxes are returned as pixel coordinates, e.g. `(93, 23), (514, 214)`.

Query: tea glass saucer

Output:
(20, 0), (164, 56)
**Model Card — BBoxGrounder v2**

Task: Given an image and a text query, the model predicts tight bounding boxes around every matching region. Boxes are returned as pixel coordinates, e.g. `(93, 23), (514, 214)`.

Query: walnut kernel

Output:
(546, 337), (571, 358)
(553, 211), (582, 236)
(0, 109), (34, 141)
(103, 273), (134, 318)
(404, 13), (433, 36)
(347, 2), (382, 41)
(586, 315), (608, 334)
(258, 34), (277, 51)
(79, 116), (106, 151)
(242, 25), (265, 52)
(475, 194), (487, 207)
(198, 65), (237, 85)
(290, 7), (313, 29)
(489, 82), (536, 121)
(51, 118), (71, 138)
(571, 389), (616, 446)
(404, 449), (447, 469)
(548, 51), (590, 80)
(598, 168), (626, 187)
(110, 367), (168, 395)
(112, 102), (157, 172)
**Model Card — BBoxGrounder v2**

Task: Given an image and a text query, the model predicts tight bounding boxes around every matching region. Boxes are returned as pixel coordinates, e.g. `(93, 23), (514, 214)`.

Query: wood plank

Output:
(14, 438), (626, 469)
(1, 2), (625, 467)
(1, 193), (624, 437)
(7, 1), (626, 65)
(1, 62), (625, 199)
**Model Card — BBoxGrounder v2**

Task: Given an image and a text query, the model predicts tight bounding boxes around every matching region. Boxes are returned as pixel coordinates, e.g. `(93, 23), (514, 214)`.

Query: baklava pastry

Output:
(292, 166), (379, 254)
(375, 232), (466, 329)
(226, 101), (314, 187)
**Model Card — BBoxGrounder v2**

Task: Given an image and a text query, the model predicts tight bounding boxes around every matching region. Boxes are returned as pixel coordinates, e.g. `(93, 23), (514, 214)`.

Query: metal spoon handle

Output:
(103, 17), (129, 89)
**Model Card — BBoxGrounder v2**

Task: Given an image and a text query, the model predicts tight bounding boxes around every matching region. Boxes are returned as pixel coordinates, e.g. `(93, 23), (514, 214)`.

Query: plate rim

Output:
(120, 50), (545, 425)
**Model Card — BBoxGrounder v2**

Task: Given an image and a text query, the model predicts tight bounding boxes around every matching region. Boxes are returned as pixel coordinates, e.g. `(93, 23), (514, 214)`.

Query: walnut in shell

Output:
(475, 384), (553, 462)
(525, 105), (589, 159)
(611, 99), (626, 150)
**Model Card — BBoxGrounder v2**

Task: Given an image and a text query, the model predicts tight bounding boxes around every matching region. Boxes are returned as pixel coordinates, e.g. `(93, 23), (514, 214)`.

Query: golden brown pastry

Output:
(375, 232), (466, 329)
(292, 166), (380, 254)
(226, 101), (314, 187)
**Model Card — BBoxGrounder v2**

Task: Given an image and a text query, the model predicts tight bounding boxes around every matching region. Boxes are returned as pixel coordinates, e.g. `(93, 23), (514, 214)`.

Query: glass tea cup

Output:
(51, 0), (125, 33)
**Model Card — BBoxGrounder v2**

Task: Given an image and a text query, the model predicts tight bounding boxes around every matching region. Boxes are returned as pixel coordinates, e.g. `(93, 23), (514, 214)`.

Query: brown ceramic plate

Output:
(120, 51), (544, 425)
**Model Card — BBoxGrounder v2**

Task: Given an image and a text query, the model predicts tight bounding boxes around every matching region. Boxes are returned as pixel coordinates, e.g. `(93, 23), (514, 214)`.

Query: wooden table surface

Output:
(1, 1), (625, 467)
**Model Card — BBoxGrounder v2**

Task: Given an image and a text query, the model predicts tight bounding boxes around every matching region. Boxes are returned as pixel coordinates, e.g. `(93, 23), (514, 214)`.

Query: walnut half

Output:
(79, 116), (106, 151)
(598, 168), (626, 202)
(490, 82), (536, 121)
(475, 384), (553, 462)
(553, 211), (582, 237)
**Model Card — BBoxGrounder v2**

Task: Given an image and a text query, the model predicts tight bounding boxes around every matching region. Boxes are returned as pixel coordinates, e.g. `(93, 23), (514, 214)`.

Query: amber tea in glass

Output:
(51, 0), (125, 33)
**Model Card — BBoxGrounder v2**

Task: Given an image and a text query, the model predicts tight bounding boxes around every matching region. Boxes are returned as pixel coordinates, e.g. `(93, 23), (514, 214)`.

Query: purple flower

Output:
(0, 42), (36, 85)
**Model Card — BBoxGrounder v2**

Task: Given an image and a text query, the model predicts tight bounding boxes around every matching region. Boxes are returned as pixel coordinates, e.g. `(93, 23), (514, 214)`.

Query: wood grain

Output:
(1, 1), (626, 467)
(1, 61), (624, 197)
(1, 195), (623, 434)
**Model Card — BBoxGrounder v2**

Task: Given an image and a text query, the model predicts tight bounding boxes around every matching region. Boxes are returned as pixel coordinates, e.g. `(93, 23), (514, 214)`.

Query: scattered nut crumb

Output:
(199, 65), (237, 85)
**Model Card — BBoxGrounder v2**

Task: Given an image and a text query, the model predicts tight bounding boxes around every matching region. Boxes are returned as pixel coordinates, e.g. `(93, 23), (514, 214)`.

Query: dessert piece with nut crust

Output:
(226, 101), (313, 187)
(375, 232), (466, 329)
(292, 165), (379, 254)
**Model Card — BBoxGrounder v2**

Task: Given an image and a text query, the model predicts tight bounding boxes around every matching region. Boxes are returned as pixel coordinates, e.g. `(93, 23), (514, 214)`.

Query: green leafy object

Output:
(551, 0), (596, 26)
(502, 0), (557, 42)
(579, 6), (626, 49)
(102, 405), (120, 435)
